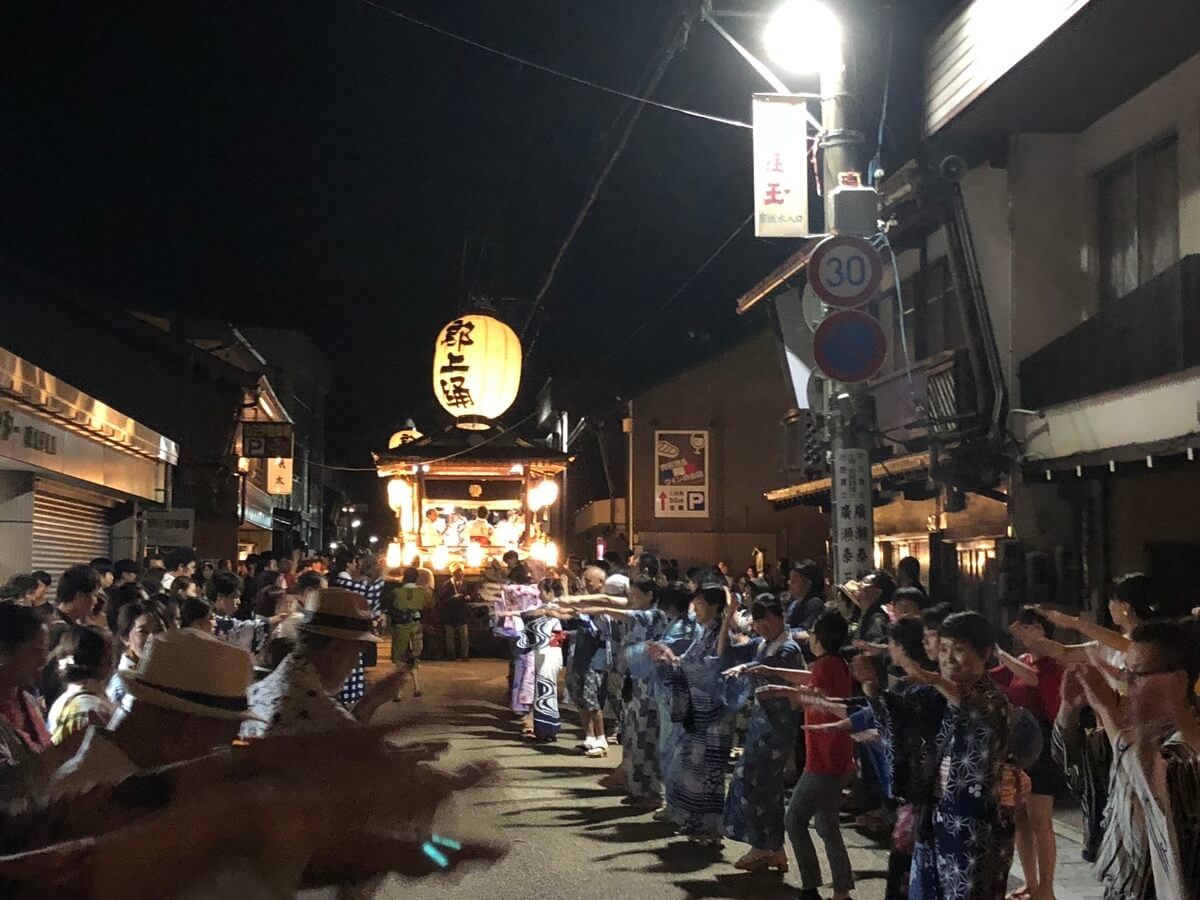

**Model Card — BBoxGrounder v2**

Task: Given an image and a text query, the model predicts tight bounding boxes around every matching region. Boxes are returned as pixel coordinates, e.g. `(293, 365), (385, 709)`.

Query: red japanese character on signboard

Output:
(763, 183), (790, 205)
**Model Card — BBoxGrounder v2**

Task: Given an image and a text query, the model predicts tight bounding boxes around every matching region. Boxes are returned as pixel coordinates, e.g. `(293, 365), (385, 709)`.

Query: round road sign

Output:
(808, 234), (883, 309)
(812, 310), (888, 384)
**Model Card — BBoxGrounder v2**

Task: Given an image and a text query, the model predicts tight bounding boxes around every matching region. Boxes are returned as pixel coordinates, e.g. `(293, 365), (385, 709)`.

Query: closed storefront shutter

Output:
(31, 489), (112, 582)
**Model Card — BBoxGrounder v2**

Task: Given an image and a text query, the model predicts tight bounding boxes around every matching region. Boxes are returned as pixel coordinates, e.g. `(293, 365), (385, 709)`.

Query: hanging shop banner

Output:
(654, 430), (709, 518)
(266, 456), (294, 496)
(241, 422), (294, 459)
(832, 447), (873, 584)
(752, 94), (811, 238)
(144, 508), (195, 548)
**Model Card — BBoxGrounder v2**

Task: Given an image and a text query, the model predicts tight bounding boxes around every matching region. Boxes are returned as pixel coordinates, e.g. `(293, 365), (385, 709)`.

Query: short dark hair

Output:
(631, 575), (658, 600)
(893, 586), (929, 611)
(1015, 605), (1055, 639)
(88, 557), (114, 576)
(1130, 617), (1200, 685)
(750, 594), (785, 620)
(940, 611), (995, 653)
(539, 576), (565, 598)
(657, 582), (692, 618)
(116, 600), (165, 641)
(510, 563), (532, 585)
(897, 556), (921, 582)
(889, 618), (930, 668)
(863, 570), (896, 604)
(32, 571), (52, 587)
(791, 559), (825, 596)
(9, 575), (38, 596)
(57, 566), (100, 605)
(163, 548), (197, 573)
(636, 552), (660, 579)
(181, 597), (214, 629)
(1112, 573), (1157, 621)
(502, 551), (519, 566)
(0, 604), (43, 654)
(113, 559), (141, 579)
(209, 570), (244, 600)
(294, 570), (325, 592)
(58, 625), (113, 682)
(812, 609), (849, 652)
(695, 583), (728, 618)
(402, 567), (419, 584)
(107, 582), (147, 632)
(922, 603), (951, 632)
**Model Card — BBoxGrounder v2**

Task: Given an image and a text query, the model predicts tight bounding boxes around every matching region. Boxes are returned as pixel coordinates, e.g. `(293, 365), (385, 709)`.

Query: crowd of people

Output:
(492, 551), (1200, 900)
(0, 548), (501, 898)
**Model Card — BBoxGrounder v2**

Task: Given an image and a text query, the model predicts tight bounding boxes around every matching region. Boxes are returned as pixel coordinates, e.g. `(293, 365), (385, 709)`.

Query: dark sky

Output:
(2, 0), (951, 469)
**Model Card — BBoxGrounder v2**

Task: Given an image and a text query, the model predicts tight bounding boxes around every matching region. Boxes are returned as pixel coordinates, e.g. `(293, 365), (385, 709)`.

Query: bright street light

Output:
(328, 542), (338, 551)
(350, 518), (362, 529)
(368, 535), (379, 544)
(764, 0), (842, 75)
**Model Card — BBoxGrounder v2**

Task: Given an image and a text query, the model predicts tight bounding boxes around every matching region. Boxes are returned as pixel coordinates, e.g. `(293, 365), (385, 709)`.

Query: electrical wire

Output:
(311, 211), (755, 471)
(354, 0), (752, 130)
(519, 2), (700, 344)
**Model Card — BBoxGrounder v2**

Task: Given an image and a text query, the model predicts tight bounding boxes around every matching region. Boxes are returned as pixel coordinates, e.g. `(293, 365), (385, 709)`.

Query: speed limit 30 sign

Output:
(807, 234), (883, 309)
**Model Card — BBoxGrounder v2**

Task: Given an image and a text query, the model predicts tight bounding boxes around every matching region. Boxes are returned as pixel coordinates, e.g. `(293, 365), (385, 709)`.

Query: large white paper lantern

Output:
(432, 314), (522, 430)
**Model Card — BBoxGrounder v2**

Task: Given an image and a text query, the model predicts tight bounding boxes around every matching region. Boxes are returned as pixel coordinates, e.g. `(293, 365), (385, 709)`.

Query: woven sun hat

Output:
(118, 628), (261, 721)
(298, 587), (382, 643)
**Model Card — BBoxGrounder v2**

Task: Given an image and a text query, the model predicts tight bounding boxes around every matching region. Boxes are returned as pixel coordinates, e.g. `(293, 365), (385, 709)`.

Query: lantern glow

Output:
(385, 541), (403, 569)
(432, 314), (522, 430)
(465, 543), (485, 568)
(431, 545), (450, 572)
(402, 541), (418, 567)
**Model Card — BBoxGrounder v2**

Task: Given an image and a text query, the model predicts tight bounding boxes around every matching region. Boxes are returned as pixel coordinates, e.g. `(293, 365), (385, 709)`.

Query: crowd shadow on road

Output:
(670, 873), (796, 898)
(593, 840), (724, 876)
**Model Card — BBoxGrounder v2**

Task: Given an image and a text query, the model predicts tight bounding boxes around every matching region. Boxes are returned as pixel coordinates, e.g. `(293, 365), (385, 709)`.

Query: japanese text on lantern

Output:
(438, 319), (476, 409)
(751, 95), (810, 238)
(833, 448), (872, 582)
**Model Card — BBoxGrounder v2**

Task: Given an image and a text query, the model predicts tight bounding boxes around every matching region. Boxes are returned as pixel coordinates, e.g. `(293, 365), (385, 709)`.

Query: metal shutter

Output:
(31, 491), (112, 584)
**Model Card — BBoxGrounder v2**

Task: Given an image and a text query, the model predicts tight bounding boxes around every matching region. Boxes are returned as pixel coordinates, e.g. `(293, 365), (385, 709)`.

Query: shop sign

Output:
(145, 508), (195, 548)
(654, 430), (709, 519)
(752, 94), (811, 238)
(266, 456), (293, 496)
(241, 422), (294, 459)
(0, 410), (58, 455)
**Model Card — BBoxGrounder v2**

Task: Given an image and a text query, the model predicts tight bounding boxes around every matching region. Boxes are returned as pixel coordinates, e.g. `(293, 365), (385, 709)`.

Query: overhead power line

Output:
(520, 1), (703, 345)
(354, 0), (750, 130)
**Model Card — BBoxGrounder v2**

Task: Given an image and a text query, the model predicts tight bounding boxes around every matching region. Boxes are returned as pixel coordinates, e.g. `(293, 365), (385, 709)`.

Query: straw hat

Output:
(298, 587), (381, 643)
(118, 628), (261, 721)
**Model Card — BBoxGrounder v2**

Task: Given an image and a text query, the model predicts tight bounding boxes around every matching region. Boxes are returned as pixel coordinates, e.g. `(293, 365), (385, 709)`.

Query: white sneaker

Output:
(585, 737), (608, 758)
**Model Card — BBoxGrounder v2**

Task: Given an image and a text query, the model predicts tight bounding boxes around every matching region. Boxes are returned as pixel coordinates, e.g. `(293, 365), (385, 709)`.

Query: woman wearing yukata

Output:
(574, 575), (669, 807)
(855, 611), (1019, 900)
(719, 593), (805, 873)
(518, 577), (568, 742)
(646, 582), (736, 846)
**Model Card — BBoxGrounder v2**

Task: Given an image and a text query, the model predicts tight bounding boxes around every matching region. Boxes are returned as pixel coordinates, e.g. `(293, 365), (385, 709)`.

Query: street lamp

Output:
(368, 535), (379, 545)
(763, 0), (842, 75)
(350, 517), (362, 548)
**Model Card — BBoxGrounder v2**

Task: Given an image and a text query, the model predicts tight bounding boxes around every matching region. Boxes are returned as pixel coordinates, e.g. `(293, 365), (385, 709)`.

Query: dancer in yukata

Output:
(720, 593), (804, 874)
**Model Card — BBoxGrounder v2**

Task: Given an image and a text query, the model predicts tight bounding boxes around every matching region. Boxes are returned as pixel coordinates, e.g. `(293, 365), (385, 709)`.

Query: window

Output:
(1098, 136), (1178, 304)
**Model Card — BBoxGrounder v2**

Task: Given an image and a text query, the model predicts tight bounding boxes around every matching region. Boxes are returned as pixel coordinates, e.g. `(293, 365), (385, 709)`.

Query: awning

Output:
(735, 241), (819, 315)
(1013, 366), (1200, 470)
(765, 451), (932, 507)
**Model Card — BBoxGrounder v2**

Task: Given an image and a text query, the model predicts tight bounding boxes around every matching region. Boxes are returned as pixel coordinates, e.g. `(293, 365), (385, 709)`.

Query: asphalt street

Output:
(367, 658), (1099, 900)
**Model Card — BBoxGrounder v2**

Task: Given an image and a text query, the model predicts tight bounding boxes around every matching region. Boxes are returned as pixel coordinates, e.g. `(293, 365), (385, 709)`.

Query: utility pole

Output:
(820, 41), (874, 587)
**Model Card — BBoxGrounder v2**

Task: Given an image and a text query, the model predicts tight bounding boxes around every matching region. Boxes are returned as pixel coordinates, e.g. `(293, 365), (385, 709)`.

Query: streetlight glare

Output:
(350, 518), (362, 529)
(764, 0), (842, 75)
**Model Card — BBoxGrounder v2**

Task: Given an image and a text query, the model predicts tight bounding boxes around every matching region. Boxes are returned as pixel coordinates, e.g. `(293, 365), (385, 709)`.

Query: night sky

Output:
(3, 1), (951, 478)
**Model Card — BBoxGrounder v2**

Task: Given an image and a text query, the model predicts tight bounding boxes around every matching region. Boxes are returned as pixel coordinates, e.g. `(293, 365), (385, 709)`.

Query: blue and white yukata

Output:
(615, 608), (668, 799)
(333, 573), (384, 705)
(722, 633), (804, 850)
(518, 614), (564, 739)
(661, 622), (735, 837)
(871, 676), (1016, 900)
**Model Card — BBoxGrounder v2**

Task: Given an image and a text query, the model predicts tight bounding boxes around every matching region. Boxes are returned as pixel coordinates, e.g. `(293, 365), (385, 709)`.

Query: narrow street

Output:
(368, 660), (1098, 900)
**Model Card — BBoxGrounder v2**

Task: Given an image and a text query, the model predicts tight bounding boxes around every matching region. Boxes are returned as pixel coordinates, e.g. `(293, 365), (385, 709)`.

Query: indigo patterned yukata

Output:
(333, 573), (384, 705)
(495, 584), (542, 714)
(616, 608), (668, 799)
(518, 615), (564, 739)
(722, 634), (804, 849)
(661, 622), (734, 836)
(872, 676), (1016, 900)
(629, 613), (701, 820)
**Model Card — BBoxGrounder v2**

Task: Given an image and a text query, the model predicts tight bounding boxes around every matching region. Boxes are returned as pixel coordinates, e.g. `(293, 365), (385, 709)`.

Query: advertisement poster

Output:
(654, 430), (709, 518)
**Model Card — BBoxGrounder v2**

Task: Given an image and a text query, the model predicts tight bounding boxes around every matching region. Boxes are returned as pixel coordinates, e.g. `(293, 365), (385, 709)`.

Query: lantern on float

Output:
(385, 541), (404, 570)
(431, 545), (451, 572)
(386, 477), (415, 535)
(432, 314), (522, 430)
(465, 543), (485, 569)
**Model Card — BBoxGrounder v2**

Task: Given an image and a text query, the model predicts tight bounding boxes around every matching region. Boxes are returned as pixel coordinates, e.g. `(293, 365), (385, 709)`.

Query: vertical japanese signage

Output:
(654, 431), (709, 518)
(267, 456), (293, 496)
(833, 448), (873, 583)
(752, 94), (811, 238)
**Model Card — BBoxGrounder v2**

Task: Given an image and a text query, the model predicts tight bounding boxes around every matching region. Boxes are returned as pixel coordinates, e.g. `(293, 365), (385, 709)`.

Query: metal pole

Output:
(624, 401), (635, 555)
(820, 47), (874, 586)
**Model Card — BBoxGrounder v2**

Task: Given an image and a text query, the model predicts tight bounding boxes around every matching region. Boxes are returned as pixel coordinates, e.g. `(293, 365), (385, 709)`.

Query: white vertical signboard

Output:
(752, 94), (811, 238)
(833, 447), (873, 584)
